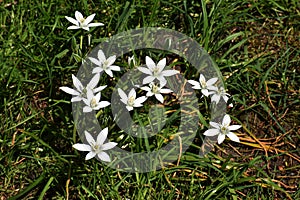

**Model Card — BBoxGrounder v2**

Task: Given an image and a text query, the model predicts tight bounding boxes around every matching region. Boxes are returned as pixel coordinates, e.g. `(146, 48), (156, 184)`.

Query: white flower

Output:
(65, 11), (104, 31)
(128, 55), (136, 67)
(138, 56), (178, 86)
(210, 86), (230, 104)
(204, 114), (241, 144)
(90, 50), (121, 77)
(83, 90), (110, 113)
(73, 128), (117, 162)
(188, 74), (218, 97)
(140, 82), (172, 103)
(59, 73), (107, 102)
(118, 88), (147, 111)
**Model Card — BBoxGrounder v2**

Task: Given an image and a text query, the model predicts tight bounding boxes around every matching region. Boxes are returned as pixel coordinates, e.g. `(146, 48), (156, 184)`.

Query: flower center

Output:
(128, 96), (135, 106)
(220, 126), (228, 135)
(102, 61), (109, 70)
(151, 84), (159, 94)
(200, 80), (207, 88)
(90, 97), (97, 108)
(153, 67), (160, 77)
(79, 18), (86, 24)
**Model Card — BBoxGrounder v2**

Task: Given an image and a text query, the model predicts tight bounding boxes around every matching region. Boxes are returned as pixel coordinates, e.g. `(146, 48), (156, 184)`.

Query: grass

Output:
(0, 0), (299, 199)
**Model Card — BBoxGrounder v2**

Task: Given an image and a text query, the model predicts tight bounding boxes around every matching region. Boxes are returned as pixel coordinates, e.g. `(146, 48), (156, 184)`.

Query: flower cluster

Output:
(188, 74), (240, 144)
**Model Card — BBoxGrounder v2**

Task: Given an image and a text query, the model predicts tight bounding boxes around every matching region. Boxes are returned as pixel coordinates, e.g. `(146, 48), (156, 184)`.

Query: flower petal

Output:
(88, 22), (104, 27)
(93, 85), (107, 93)
(97, 127), (108, 146)
(65, 16), (79, 26)
(159, 88), (172, 94)
(59, 87), (80, 96)
(157, 58), (166, 70)
(89, 57), (102, 66)
(87, 73), (100, 89)
(217, 134), (226, 144)
(206, 77), (218, 86)
(84, 13), (96, 25)
(67, 25), (80, 30)
(211, 94), (220, 104)
(97, 50), (106, 62)
(110, 65), (121, 71)
(73, 143), (92, 151)
(204, 128), (219, 136)
(71, 96), (82, 102)
(85, 151), (96, 160)
(128, 88), (136, 99)
(161, 70), (178, 77)
(140, 86), (151, 92)
(138, 67), (152, 75)
(97, 152), (111, 162)
(134, 96), (147, 105)
(105, 69), (113, 77)
(72, 74), (84, 92)
(146, 56), (156, 70)
(155, 94), (164, 103)
(143, 76), (155, 85)
(187, 80), (201, 89)
(222, 114), (231, 126)
(118, 88), (128, 101)
(227, 132), (240, 142)
(126, 106), (133, 111)
(106, 55), (116, 66)
(92, 67), (103, 74)
(85, 131), (96, 146)
(102, 142), (118, 150)
(75, 11), (84, 22)
(83, 106), (92, 113)
(97, 101), (110, 109)
(228, 125), (241, 131)
(209, 122), (220, 129)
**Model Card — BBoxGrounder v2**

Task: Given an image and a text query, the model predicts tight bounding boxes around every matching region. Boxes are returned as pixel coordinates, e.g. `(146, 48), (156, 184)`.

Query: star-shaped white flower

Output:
(138, 56), (179, 86)
(65, 11), (104, 31)
(210, 86), (230, 104)
(204, 114), (241, 144)
(59, 73), (107, 102)
(188, 74), (218, 97)
(140, 82), (172, 103)
(90, 50), (121, 77)
(73, 128), (117, 162)
(83, 90), (110, 113)
(118, 88), (147, 111)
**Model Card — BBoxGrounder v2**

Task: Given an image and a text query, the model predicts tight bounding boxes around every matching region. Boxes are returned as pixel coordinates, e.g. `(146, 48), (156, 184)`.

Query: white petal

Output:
(85, 151), (96, 160)
(67, 25), (80, 30)
(138, 67), (152, 75)
(88, 22), (104, 27)
(128, 88), (136, 99)
(105, 69), (113, 77)
(84, 13), (96, 25)
(97, 101), (110, 108)
(211, 94), (220, 104)
(140, 86), (151, 92)
(217, 134), (226, 144)
(87, 73), (100, 89)
(209, 122), (220, 129)
(206, 77), (218, 86)
(146, 91), (154, 96)
(134, 96), (147, 105)
(227, 132), (240, 142)
(94, 92), (101, 102)
(160, 88), (172, 94)
(65, 16), (79, 26)
(97, 128), (108, 146)
(97, 50), (106, 62)
(155, 94), (164, 103)
(201, 89), (209, 97)
(143, 76), (155, 84)
(118, 88), (127, 101)
(97, 152), (111, 162)
(59, 87), (80, 95)
(73, 143), (92, 151)
(126, 106), (133, 111)
(92, 67), (103, 74)
(102, 142), (118, 150)
(222, 114), (231, 126)
(157, 58), (166, 70)
(222, 95), (229, 103)
(161, 70), (178, 77)
(85, 131), (96, 145)
(72, 74), (84, 92)
(83, 106), (92, 113)
(82, 26), (90, 31)
(146, 56), (156, 70)
(187, 80), (201, 89)
(199, 74), (206, 83)
(204, 129), (219, 136)
(75, 11), (84, 22)
(89, 57), (102, 66)
(93, 85), (107, 93)
(228, 125), (241, 131)
(106, 55), (116, 66)
(110, 65), (121, 71)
